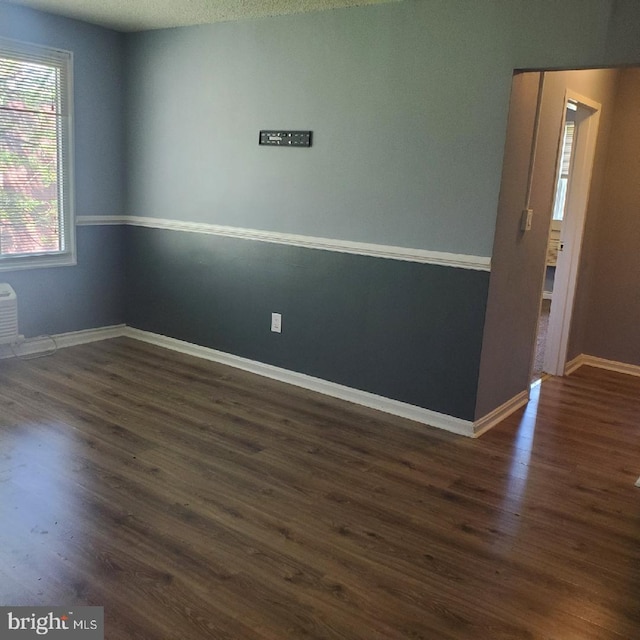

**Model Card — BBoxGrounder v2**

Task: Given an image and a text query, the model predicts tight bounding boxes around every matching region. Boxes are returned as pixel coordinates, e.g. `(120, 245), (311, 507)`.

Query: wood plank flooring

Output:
(0, 337), (639, 639)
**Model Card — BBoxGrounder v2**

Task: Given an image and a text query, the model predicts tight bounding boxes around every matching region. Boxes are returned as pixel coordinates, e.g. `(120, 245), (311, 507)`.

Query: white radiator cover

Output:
(0, 283), (18, 345)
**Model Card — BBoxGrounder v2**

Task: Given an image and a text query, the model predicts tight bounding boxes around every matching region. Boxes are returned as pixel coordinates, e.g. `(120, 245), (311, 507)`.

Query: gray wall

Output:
(124, 0), (639, 423)
(124, 0), (615, 258)
(0, 4), (126, 335)
(474, 72), (542, 419)
(570, 68), (640, 365)
(125, 227), (488, 420)
(475, 68), (620, 419)
(605, 0), (640, 62)
(3, 0), (640, 424)
(2, 226), (126, 337)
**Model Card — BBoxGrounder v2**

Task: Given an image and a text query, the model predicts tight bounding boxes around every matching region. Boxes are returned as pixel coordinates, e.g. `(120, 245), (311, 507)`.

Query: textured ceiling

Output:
(3, 0), (401, 32)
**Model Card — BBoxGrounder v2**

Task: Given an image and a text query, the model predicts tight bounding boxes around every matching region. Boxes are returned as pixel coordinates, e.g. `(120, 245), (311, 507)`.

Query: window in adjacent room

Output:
(551, 102), (577, 222)
(0, 38), (74, 271)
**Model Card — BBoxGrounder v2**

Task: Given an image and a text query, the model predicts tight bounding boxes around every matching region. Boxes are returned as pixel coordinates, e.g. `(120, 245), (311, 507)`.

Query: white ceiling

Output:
(3, 0), (401, 32)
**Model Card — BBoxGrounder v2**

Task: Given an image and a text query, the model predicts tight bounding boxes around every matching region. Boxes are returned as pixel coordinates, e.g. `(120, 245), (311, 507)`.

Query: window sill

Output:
(0, 253), (77, 272)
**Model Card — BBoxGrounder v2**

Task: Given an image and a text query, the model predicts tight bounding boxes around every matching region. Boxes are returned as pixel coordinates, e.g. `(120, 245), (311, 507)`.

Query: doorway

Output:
(474, 68), (621, 422)
(532, 91), (601, 381)
(532, 101), (574, 380)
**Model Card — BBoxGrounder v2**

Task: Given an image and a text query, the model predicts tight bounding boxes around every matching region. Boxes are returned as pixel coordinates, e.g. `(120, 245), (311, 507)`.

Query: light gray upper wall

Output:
(124, 0), (616, 258)
(0, 3), (126, 216)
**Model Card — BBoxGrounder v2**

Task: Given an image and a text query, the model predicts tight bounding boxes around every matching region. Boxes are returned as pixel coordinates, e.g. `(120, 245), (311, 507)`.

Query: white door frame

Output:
(543, 91), (601, 376)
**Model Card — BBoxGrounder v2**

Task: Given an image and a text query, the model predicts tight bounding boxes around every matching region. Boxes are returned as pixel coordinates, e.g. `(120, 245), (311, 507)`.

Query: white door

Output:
(543, 92), (601, 375)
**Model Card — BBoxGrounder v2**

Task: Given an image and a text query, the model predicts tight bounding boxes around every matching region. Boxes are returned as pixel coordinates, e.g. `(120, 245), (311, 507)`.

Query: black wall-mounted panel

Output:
(259, 131), (312, 147)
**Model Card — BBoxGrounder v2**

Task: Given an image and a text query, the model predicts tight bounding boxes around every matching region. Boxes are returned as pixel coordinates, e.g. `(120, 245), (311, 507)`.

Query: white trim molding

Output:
(472, 389), (530, 438)
(76, 215), (491, 271)
(5, 324), (536, 438)
(565, 354), (640, 378)
(77, 215), (123, 226)
(564, 354), (585, 376)
(123, 327), (477, 437)
(0, 325), (126, 359)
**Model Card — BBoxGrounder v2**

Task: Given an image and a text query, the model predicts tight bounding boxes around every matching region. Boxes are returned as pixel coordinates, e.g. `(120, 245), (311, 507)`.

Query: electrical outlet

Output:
(271, 312), (282, 333)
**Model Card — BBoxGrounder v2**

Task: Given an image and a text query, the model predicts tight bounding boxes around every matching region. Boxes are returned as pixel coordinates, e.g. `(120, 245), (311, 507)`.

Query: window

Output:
(0, 38), (74, 271)
(551, 104), (576, 222)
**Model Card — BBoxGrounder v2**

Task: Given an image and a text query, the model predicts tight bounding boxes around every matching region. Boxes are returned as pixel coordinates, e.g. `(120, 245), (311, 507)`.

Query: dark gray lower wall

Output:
(124, 226), (489, 421)
(1, 225), (125, 338)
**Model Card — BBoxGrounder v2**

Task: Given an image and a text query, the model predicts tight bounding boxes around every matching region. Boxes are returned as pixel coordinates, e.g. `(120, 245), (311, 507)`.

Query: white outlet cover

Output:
(271, 312), (282, 333)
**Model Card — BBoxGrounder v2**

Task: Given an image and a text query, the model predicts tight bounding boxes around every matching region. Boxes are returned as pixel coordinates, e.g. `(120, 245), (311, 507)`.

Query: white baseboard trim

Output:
(2, 323), (487, 437)
(472, 389), (530, 438)
(564, 354), (585, 375)
(565, 354), (640, 378)
(0, 325), (126, 360)
(123, 327), (476, 437)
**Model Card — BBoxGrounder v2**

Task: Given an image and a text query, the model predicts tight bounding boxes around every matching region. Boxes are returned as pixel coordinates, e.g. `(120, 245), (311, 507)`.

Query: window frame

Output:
(0, 37), (75, 272)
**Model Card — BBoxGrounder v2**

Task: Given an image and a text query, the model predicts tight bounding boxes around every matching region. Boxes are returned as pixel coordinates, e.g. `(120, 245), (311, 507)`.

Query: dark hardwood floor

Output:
(0, 337), (638, 639)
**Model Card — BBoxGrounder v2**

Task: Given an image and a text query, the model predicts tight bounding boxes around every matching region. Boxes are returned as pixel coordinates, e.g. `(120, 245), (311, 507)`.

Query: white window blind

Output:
(0, 38), (74, 270)
(552, 118), (575, 222)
